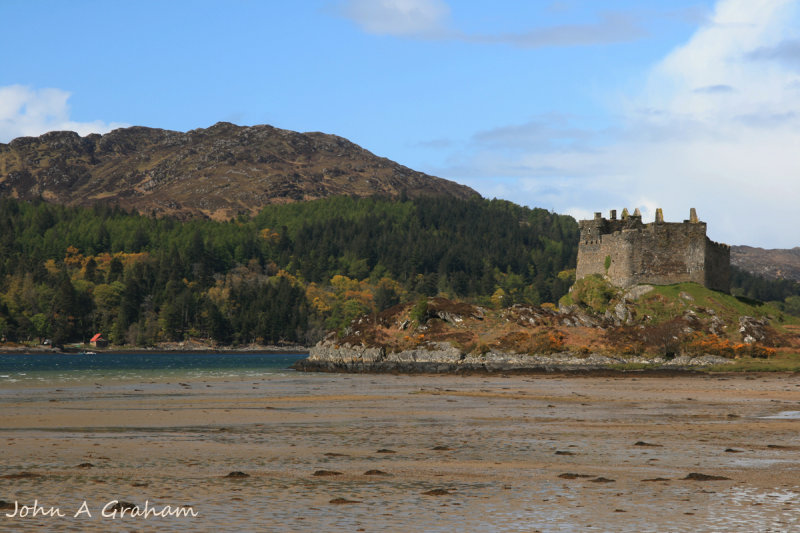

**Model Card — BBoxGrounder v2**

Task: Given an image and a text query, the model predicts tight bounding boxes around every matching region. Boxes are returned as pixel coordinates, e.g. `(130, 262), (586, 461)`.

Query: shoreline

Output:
(292, 362), (738, 378)
(292, 340), (742, 375)
(0, 343), (310, 355)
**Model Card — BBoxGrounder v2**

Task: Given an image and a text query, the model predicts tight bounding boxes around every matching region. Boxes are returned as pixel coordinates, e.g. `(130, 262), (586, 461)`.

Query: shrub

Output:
(683, 334), (774, 358)
(409, 297), (429, 325)
(568, 275), (618, 313)
(684, 333), (735, 358)
(529, 330), (565, 354)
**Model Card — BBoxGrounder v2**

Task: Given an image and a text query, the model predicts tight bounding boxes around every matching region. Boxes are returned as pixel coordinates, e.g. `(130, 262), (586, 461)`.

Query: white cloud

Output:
(638, 0), (798, 121)
(471, 113), (601, 152)
(336, 0), (645, 47)
(615, 0), (800, 247)
(440, 0), (800, 248)
(0, 85), (126, 143)
(748, 39), (800, 69)
(337, 0), (451, 37)
(472, 12), (645, 48)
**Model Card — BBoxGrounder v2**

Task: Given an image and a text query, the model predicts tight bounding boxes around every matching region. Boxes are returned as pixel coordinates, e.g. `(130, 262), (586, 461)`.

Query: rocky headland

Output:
(294, 278), (799, 374)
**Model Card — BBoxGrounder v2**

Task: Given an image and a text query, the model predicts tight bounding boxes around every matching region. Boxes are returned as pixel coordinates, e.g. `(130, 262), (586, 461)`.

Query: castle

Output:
(576, 208), (730, 292)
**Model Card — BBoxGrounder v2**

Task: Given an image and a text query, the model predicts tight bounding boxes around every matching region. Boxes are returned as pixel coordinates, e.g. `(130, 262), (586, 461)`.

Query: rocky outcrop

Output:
(738, 316), (771, 344)
(293, 340), (732, 374)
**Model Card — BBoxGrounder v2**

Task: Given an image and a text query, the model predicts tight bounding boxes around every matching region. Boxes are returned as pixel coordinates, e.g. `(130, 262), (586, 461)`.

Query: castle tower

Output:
(576, 208), (730, 292)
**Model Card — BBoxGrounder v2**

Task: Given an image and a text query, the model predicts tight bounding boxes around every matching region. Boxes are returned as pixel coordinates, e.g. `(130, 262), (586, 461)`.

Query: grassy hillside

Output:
(563, 276), (794, 328)
(561, 276), (797, 358)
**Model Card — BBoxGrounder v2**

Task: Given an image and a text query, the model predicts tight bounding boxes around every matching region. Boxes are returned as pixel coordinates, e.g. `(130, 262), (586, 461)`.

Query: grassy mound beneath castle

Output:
(562, 275), (793, 327)
(638, 283), (788, 325)
(561, 275), (799, 361)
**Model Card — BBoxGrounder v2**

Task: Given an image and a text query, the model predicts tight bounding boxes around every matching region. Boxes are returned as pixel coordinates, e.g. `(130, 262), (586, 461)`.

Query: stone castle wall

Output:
(576, 209), (730, 292)
(704, 240), (731, 292)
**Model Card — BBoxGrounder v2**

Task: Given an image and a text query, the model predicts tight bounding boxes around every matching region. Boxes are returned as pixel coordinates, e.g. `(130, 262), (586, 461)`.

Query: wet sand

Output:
(2, 371), (800, 531)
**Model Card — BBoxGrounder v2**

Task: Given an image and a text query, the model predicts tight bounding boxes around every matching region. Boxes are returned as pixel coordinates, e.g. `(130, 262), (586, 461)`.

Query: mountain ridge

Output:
(731, 245), (800, 283)
(0, 122), (477, 220)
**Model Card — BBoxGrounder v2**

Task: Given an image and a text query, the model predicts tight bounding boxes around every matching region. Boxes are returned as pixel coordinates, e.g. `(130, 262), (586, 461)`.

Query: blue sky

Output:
(2, 0), (800, 247)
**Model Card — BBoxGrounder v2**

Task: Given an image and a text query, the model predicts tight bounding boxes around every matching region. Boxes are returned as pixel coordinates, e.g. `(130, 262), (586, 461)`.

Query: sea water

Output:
(0, 352), (307, 385)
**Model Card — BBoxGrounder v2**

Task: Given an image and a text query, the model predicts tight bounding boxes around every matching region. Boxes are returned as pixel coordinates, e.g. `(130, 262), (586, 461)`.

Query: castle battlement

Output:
(576, 208), (730, 292)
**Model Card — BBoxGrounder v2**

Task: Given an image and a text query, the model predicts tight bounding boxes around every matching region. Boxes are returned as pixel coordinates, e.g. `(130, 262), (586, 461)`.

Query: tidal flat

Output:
(2, 369), (800, 532)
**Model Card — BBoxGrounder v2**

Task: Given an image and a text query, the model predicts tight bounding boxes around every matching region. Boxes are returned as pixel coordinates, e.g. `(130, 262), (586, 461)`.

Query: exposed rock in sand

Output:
(312, 470), (342, 477)
(422, 489), (452, 496)
(106, 501), (138, 512)
(329, 498), (361, 504)
(1, 472), (42, 479)
(683, 473), (731, 481)
(558, 473), (593, 479)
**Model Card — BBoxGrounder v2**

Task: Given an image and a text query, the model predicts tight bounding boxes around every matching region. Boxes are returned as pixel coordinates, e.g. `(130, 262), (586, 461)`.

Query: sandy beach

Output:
(2, 369), (800, 532)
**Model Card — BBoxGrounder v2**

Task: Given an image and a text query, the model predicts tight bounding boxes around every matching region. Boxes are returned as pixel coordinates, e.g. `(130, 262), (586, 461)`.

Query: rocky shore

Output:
(292, 340), (732, 374)
(292, 282), (800, 374)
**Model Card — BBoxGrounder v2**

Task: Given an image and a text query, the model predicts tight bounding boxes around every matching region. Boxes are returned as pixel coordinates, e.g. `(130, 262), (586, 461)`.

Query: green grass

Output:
(649, 283), (774, 315)
(606, 352), (800, 373)
(634, 283), (797, 332)
(606, 362), (655, 371)
(563, 278), (795, 329)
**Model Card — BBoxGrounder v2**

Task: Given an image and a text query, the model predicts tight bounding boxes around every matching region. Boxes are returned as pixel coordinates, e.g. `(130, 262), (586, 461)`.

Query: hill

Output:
(0, 122), (476, 219)
(732, 245), (800, 282)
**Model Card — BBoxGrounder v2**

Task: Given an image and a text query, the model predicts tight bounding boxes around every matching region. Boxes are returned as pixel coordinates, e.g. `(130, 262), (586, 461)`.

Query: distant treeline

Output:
(0, 196), (579, 346)
(730, 267), (800, 316)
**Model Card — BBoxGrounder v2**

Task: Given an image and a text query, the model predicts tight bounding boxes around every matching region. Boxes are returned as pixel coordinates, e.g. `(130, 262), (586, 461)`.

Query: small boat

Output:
(78, 351), (97, 355)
